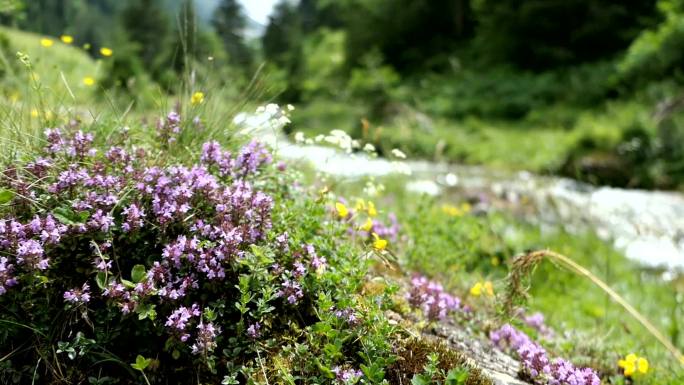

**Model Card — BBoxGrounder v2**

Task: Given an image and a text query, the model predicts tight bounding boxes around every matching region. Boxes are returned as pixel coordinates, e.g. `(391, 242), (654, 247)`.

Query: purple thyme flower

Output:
(332, 366), (363, 384)
(333, 307), (360, 326)
(0, 257), (18, 295)
(121, 203), (145, 232)
(63, 283), (91, 304)
(407, 275), (461, 320)
(16, 239), (48, 270)
(246, 322), (261, 339)
(233, 140), (272, 177)
(165, 303), (201, 332)
(277, 278), (303, 304)
(490, 324), (601, 385)
(191, 321), (220, 355)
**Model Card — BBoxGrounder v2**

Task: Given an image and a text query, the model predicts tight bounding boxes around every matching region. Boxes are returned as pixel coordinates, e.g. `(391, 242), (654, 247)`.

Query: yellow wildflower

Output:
(618, 353), (648, 376)
(470, 282), (483, 296)
(470, 281), (494, 297)
(354, 199), (366, 212)
(40, 38), (53, 47)
(442, 204), (461, 217)
(484, 281), (494, 297)
(443, 202), (471, 217)
(83, 76), (95, 86)
(100, 47), (113, 57)
(367, 201), (377, 217)
(44, 110), (54, 120)
(360, 217), (373, 232)
(60, 35), (73, 44)
(30, 108), (39, 118)
(372, 233), (387, 251)
(637, 357), (648, 374)
(190, 91), (205, 106)
(335, 202), (349, 218)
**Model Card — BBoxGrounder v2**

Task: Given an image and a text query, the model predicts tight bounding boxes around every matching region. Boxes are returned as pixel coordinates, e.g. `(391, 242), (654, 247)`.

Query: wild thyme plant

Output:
(0, 110), (394, 384)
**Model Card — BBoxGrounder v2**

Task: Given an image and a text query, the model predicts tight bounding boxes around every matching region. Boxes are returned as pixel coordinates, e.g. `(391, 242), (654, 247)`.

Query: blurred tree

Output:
(262, 0), (303, 100)
(619, 0), (684, 84)
(0, 0), (25, 26)
(473, 0), (659, 70)
(120, 0), (174, 86)
(339, 0), (474, 72)
(212, 0), (252, 70)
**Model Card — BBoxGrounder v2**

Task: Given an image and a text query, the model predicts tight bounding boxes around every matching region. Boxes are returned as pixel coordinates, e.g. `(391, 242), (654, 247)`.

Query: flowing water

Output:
(236, 111), (684, 270)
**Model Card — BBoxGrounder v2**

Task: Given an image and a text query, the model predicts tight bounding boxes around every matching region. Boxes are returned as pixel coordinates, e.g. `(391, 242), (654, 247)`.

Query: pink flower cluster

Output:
(0, 215), (68, 292)
(332, 366), (363, 384)
(407, 275), (461, 320)
(490, 324), (600, 385)
(64, 283), (91, 304)
(0, 119), (276, 355)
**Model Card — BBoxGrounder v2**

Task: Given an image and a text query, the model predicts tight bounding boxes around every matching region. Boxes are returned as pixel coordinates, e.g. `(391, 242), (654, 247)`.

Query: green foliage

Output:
(473, 0), (659, 70)
(212, 0), (252, 70)
(383, 190), (683, 383)
(619, 0), (684, 85)
(0, 110), (397, 383)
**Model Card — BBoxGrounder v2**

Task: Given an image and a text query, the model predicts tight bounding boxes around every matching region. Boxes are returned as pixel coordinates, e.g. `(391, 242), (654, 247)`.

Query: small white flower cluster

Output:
(295, 128), (412, 176)
(295, 129), (361, 154)
(234, 104), (293, 138)
(363, 177), (385, 197)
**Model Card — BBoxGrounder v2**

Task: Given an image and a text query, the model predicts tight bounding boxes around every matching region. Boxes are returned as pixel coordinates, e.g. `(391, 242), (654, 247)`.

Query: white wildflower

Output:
(391, 148), (407, 159)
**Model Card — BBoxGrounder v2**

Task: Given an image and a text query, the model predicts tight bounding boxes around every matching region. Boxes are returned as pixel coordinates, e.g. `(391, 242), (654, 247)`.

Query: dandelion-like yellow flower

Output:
(60, 35), (73, 44)
(442, 204), (461, 217)
(483, 281), (494, 297)
(100, 47), (113, 57)
(190, 91), (205, 106)
(470, 281), (494, 297)
(30, 108), (39, 118)
(442, 202), (471, 217)
(83, 76), (95, 86)
(360, 217), (373, 232)
(354, 199), (366, 212)
(367, 201), (377, 217)
(618, 353), (648, 376)
(335, 202), (349, 218)
(470, 282), (483, 296)
(40, 38), (53, 47)
(372, 233), (387, 251)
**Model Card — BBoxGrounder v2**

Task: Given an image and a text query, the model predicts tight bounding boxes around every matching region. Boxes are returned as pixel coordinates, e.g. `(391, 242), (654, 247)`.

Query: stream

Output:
(235, 110), (684, 271)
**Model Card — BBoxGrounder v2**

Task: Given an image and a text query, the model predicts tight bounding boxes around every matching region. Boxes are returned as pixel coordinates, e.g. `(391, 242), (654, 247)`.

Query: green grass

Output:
(0, 26), (99, 102)
(322, 172), (683, 384)
(392, 193), (683, 383)
(290, 88), (657, 176)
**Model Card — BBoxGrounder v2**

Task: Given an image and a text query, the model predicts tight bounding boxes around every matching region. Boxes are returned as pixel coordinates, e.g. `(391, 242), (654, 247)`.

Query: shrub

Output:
(0, 111), (394, 384)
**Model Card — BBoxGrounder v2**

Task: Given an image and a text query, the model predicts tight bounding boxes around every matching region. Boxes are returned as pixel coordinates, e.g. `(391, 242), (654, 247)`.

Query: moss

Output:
(386, 336), (493, 385)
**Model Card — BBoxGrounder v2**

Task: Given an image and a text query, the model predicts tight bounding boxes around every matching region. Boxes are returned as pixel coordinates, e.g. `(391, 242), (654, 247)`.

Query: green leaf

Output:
(121, 279), (135, 289)
(136, 303), (156, 320)
(0, 189), (15, 204)
(95, 272), (108, 290)
(131, 264), (146, 283)
(131, 355), (151, 371)
(446, 368), (469, 385)
(53, 206), (88, 225)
